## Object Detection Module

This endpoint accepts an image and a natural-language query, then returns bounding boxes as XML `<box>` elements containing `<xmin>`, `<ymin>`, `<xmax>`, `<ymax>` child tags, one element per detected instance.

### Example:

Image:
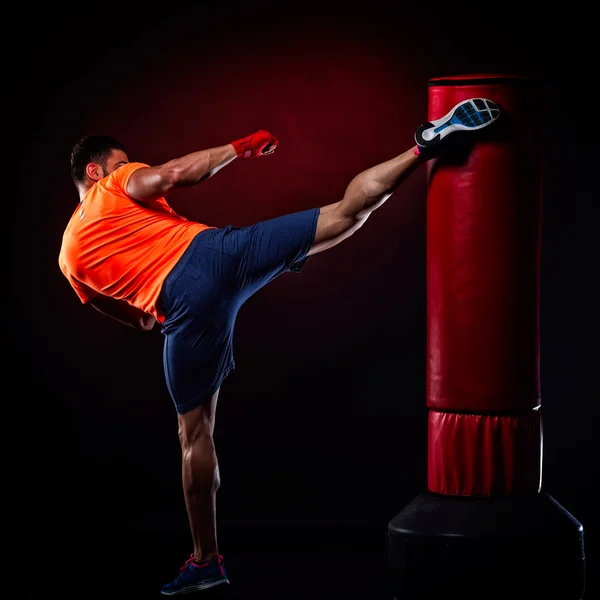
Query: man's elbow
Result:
<box><xmin>157</xmin><ymin>162</ymin><xmax>185</xmax><ymax>190</ymax></box>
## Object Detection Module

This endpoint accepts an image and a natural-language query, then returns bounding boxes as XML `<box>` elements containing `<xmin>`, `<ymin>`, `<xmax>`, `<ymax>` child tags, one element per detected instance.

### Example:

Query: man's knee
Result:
<box><xmin>310</xmin><ymin>205</ymin><xmax>367</xmax><ymax>255</ymax></box>
<box><xmin>177</xmin><ymin>391</ymin><xmax>219</xmax><ymax>447</ymax></box>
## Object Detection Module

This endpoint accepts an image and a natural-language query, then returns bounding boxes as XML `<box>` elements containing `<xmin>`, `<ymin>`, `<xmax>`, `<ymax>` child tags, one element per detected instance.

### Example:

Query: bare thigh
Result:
<box><xmin>307</xmin><ymin>202</ymin><xmax>366</xmax><ymax>256</ymax></box>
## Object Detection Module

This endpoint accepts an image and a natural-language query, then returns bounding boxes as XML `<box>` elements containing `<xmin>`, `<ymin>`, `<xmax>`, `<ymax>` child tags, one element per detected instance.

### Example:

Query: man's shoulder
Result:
<box><xmin>105</xmin><ymin>162</ymin><xmax>150</xmax><ymax>190</ymax></box>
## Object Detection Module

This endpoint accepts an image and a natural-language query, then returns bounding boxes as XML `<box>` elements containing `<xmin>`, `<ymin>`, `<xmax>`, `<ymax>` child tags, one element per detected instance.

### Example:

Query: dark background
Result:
<box><xmin>10</xmin><ymin>3</ymin><xmax>597</xmax><ymax>599</ymax></box>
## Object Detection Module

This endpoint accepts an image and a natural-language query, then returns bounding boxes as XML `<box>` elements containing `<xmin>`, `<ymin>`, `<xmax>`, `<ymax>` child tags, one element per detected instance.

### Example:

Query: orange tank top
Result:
<box><xmin>58</xmin><ymin>162</ymin><xmax>213</xmax><ymax>322</ymax></box>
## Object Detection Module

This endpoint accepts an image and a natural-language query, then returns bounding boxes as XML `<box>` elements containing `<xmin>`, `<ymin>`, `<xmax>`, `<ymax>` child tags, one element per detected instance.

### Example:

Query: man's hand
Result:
<box><xmin>231</xmin><ymin>130</ymin><xmax>278</xmax><ymax>159</ymax></box>
<box><xmin>89</xmin><ymin>295</ymin><xmax>156</xmax><ymax>331</ymax></box>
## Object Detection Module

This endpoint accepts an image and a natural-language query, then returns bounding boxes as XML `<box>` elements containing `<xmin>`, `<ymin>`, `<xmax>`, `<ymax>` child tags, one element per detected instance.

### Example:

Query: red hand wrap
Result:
<box><xmin>231</xmin><ymin>130</ymin><xmax>278</xmax><ymax>158</ymax></box>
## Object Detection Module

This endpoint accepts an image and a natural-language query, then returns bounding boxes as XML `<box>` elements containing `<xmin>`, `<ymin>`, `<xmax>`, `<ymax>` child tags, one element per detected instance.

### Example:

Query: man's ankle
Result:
<box><xmin>193</xmin><ymin>552</ymin><xmax>218</xmax><ymax>565</ymax></box>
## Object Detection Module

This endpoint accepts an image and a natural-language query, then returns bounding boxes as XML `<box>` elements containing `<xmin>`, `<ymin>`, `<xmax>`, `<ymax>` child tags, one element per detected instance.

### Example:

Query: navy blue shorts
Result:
<box><xmin>158</xmin><ymin>207</ymin><xmax>320</xmax><ymax>414</ymax></box>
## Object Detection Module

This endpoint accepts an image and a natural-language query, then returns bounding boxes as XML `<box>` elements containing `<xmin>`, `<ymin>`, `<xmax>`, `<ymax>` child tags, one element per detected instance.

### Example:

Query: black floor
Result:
<box><xmin>23</xmin><ymin>522</ymin><xmax>597</xmax><ymax>600</ymax></box>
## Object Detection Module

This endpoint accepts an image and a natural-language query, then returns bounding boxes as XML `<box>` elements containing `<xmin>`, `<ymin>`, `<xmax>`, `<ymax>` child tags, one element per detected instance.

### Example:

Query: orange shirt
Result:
<box><xmin>59</xmin><ymin>162</ymin><xmax>213</xmax><ymax>322</ymax></box>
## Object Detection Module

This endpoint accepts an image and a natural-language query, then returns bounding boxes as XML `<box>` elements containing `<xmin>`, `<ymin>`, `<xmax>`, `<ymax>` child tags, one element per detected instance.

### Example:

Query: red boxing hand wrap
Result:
<box><xmin>231</xmin><ymin>130</ymin><xmax>278</xmax><ymax>158</ymax></box>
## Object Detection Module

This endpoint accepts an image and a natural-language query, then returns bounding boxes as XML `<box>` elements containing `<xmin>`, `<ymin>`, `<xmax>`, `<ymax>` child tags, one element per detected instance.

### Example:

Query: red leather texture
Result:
<box><xmin>425</xmin><ymin>75</ymin><xmax>546</xmax><ymax>496</ymax></box>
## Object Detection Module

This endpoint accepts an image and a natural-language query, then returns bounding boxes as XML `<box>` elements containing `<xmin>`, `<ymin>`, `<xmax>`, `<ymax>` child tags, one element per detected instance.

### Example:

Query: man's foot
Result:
<box><xmin>414</xmin><ymin>98</ymin><xmax>501</xmax><ymax>154</ymax></box>
<box><xmin>161</xmin><ymin>554</ymin><xmax>230</xmax><ymax>596</ymax></box>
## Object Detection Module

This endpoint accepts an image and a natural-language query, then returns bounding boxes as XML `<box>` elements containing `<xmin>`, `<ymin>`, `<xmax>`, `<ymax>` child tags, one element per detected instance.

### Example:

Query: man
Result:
<box><xmin>59</xmin><ymin>97</ymin><xmax>500</xmax><ymax>595</ymax></box>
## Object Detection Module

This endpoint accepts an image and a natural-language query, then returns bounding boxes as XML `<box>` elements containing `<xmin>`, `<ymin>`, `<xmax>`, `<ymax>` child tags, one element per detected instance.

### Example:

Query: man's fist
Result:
<box><xmin>231</xmin><ymin>130</ymin><xmax>278</xmax><ymax>159</ymax></box>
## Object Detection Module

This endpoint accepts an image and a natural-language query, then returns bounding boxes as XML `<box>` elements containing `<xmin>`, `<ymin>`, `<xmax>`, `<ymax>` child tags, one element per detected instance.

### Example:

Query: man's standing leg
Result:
<box><xmin>178</xmin><ymin>389</ymin><xmax>221</xmax><ymax>563</ymax></box>
<box><xmin>161</xmin><ymin>388</ymin><xmax>230</xmax><ymax>595</ymax></box>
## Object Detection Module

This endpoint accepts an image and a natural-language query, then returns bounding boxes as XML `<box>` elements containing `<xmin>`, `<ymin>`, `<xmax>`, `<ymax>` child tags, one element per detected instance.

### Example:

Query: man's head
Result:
<box><xmin>70</xmin><ymin>134</ymin><xmax>129</xmax><ymax>193</ymax></box>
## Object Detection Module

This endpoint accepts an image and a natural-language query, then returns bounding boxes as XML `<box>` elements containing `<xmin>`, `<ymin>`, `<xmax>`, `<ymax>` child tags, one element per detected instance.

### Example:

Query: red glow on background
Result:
<box><xmin>56</xmin><ymin>21</ymin><xmax>431</xmax><ymax>361</ymax></box>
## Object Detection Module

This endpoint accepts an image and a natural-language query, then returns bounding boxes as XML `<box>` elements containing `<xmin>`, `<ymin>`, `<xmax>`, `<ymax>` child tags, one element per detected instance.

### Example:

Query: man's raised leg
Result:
<box><xmin>308</xmin><ymin>147</ymin><xmax>423</xmax><ymax>256</ymax></box>
<box><xmin>309</xmin><ymin>97</ymin><xmax>501</xmax><ymax>256</ymax></box>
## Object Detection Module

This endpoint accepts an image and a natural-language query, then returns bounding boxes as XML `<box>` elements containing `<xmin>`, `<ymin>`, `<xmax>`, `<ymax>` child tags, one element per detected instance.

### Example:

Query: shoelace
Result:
<box><xmin>179</xmin><ymin>554</ymin><xmax>196</xmax><ymax>573</ymax></box>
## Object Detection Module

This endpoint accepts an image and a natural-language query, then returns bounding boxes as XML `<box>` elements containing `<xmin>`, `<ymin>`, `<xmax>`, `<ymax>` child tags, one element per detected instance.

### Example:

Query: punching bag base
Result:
<box><xmin>386</xmin><ymin>491</ymin><xmax>585</xmax><ymax>600</ymax></box>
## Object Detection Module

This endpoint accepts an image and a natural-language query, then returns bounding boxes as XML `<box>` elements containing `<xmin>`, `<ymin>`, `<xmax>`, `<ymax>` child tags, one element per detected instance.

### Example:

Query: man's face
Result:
<box><xmin>86</xmin><ymin>149</ymin><xmax>129</xmax><ymax>183</ymax></box>
<box><xmin>103</xmin><ymin>149</ymin><xmax>129</xmax><ymax>177</ymax></box>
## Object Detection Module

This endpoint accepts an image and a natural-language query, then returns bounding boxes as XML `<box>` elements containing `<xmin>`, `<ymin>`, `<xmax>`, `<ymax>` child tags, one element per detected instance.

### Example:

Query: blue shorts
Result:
<box><xmin>158</xmin><ymin>207</ymin><xmax>320</xmax><ymax>414</ymax></box>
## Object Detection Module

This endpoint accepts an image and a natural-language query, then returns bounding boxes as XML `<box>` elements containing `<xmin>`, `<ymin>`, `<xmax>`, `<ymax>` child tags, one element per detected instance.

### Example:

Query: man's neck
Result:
<box><xmin>77</xmin><ymin>184</ymin><xmax>91</xmax><ymax>201</ymax></box>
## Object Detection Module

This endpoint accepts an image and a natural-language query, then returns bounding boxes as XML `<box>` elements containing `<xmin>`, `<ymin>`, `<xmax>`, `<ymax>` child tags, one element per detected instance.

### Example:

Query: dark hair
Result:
<box><xmin>70</xmin><ymin>134</ymin><xmax>127</xmax><ymax>185</ymax></box>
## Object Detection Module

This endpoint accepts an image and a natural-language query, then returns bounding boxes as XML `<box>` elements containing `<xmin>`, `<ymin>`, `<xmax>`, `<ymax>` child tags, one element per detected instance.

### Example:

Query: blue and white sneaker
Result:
<box><xmin>161</xmin><ymin>553</ymin><xmax>230</xmax><ymax>595</ymax></box>
<box><xmin>414</xmin><ymin>98</ymin><xmax>500</xmax><ymax>152</ymax></box>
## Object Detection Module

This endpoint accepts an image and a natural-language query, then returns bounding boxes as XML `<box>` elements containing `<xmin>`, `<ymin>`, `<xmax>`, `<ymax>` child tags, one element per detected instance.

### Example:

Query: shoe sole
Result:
<box><xmin>414</xmin><ymin>98</ymin><xmax>500</xmax><ymax>148</ymax></box>
<box><xmin>160</xmin><ymin>576</ymin><xmax>230</xmax><ymax>595</ymax></box>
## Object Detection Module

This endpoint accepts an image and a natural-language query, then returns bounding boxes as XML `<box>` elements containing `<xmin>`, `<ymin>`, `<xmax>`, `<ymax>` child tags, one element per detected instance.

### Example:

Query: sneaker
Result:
<box><xmin>414</xmin><ymin>98</ymin><xmax>500</xmax><ymax>153</ymax></box>
<box><xmin>160</xmin><ymin>554</ymin><xmax>230</xmax><ymax>596</ymax></box>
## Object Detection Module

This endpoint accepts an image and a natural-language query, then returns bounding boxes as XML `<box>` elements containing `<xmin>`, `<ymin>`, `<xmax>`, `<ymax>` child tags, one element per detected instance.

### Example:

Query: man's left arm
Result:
<box><xmin>89</xmin><ymin>295</ymin><xmax>156</xmax><ymax>331</ymax></box>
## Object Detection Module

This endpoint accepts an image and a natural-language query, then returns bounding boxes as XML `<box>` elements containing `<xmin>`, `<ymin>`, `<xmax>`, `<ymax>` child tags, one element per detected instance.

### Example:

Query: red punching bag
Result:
<box><xmin>386</xmin><ymin>74</ymin><xmax>585</xmax><ymax>600</ymax></box>
<box><xmin>426</xmin><ymin>74</ymin><xmax>543</xmax><ymax>496</ymax></box>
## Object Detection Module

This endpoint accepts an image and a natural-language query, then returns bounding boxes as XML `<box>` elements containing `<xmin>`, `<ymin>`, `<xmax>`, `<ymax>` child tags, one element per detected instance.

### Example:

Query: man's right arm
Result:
<box><xmin>126</xmin><ymin>130</ymin><xmax>278</xmax><ymax>203</ymax></box>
